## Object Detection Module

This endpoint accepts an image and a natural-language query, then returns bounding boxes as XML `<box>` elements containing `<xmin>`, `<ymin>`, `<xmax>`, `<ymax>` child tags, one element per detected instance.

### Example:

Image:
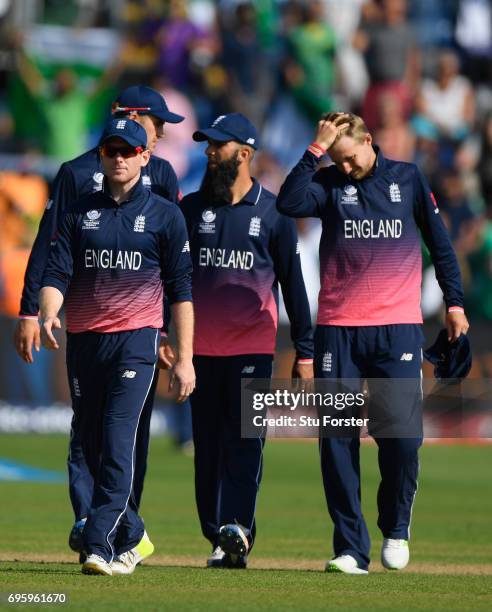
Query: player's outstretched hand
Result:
<box><xmin>170</xmin><ymin>359</ymin><xmax>196</xmax><ymax>402</ymax></box>
<box><xmin>157</xmin><ymin>337</ymin><xmax>175</xmax><ymax>370</ymax></box>
<box><xmin>313</xmin><ymin>113</ymin><xmax>351</xmax><ymax>151</ymax></box>
<box><xmin>446</xmin><ymin>311</ymin><xmax>470</xmax><ymax>342</ymax></box>
<box><xmin>40</xmin><ymin>317</ymin><xmax>61</xmax><ymax>350</ymax></box>
<box><xmin>14</xmin><ymin>318</ymin><xmax>41</xmax><ymax>363</ymax></box>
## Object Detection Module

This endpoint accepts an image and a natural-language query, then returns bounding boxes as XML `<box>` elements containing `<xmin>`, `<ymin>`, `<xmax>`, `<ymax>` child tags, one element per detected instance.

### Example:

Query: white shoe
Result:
<box><xmin>381</xmin><ymin>538</ymin><xmax>409</xmax><ymax>570</ymax></box>
<box><xmin>325</xmin><ymin>554</ymin><xmax>368</xmax><ymax>575</ymax></box>
<box><xmin>82</xmin><ymin>554</ymin><xmax>112</xmax><ymax>576</ymax></box>
<box><xmin>110</xmin><ymin>531</ymin><xmax>154</xmax><ymax>575</ymax></box>
<box><xmin>207</xmin><ymin>546</ymin><xmax>226</xmax><ymax>568</ymax></box>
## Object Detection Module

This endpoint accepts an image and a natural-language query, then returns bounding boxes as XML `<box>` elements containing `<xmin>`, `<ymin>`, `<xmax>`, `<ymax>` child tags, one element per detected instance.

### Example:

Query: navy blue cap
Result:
<box><xmin>113</xmin><ymin>85</ymin><xmax>184</xmax><ymax>124</ymax></box>
<box><xmin>99</xmin><ymin>118</ymin><xmax>148</xmax><ymax>149</ymax></box>
<box><xmin>193</xmin><ymin>113</ymin><xmax>259</xmax><ymax>149</ymax></box>
<box><xmin>423</xmin><ymin>329</ymin><xmax>472</xmax><ymax>380</ymax></box>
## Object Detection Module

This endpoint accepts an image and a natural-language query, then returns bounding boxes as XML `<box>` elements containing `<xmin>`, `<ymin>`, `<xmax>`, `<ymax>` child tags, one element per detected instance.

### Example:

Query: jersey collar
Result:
<box><xmin>241</xmin><ymin>178</ymin><xmax>262</xmax><ymax>205</ymax></box>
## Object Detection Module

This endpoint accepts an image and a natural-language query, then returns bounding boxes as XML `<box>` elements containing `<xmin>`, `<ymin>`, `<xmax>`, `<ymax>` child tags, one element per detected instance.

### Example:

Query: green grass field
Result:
<box><xmin>1</xmin><ymin>435</ymin><xmax>491</xmax><ymax>611</ymax></box>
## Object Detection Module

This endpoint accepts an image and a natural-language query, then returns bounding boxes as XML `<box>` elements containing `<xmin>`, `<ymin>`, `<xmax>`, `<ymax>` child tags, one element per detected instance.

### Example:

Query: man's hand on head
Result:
<box><xmin>313</xmin><ymin>113</ymin><xmax>351</xmax><ymax>152</ymax></box>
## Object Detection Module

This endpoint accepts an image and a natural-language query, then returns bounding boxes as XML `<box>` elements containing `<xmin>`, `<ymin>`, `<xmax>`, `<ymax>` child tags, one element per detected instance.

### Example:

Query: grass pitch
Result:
<box><xmin>0</xmin><ymin>434</ymin><xmax>491</xmax><ymax>611</ymax></box>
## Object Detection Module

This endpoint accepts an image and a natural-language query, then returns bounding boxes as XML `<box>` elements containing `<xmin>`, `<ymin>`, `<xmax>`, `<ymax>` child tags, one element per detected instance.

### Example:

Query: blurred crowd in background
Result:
<box><xmin>0</xmin><ymin>0</ymin><xmax>491</xmax><ymax>408</ymax></box>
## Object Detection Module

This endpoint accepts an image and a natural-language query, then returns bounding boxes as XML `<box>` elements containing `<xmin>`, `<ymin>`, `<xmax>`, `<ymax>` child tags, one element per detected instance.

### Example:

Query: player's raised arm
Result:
<box><xmin>276</xmin><ymin>114</ymin><xmax>350</xmax><ymax>218</ymax></box>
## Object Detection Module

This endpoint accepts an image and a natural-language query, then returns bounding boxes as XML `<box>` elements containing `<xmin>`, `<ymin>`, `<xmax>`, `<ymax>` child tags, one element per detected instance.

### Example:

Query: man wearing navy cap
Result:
<box><xmin>13</xmin><ymin>85</ymin><xmax>185</xmax><ymax>562</ymax></box>
<box><xmin>180</xmin><ymin>113</ymin><xmax>314</xmax><ymax>568</ymax></box>
<box><xmin>40</xmin><ymin>118</ymin><xmax>194</xmax><ymax>576</ymax></box>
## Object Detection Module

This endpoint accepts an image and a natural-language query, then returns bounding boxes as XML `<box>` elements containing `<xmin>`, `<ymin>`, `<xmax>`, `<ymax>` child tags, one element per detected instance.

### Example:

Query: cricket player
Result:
<box><xmin>180</xmin><ymin>113</ymin><xmax>314</xmax><ymax>568</ymax></box>
<box><xmin>14</xmin><ymin>85</ymin><xmax>184</xmax><ymax>561</ymax></box>
<box><xmin>276</xmin><ymin>112</ymin><xmax>469</xmax><ymax>573</ymax></box>
<box><xmin>40</xmin><ymin>118</ymin><xmax>194</xmax><ymax>576</ymax></box>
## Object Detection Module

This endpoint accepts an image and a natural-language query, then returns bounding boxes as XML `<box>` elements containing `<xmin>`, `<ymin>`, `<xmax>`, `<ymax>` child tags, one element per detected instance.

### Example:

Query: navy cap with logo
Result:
<box><xmin>112</xmin><ymin>85</ymin><xmax>185</xmax><ymax>124</ymax></box>
<box><xmin>99</xmin><ymin>118</ymin><xmax>148</xmax><ymax>149</ymax></box>
<box><xmin>193</xmin><ymin>113</ymin><xmax>259</xmax><ymax>149</ymax></box>
<box><xmin>423</xmin><ymin>329</ymin><xmax>472</xmax><ymax>381</ymax></box>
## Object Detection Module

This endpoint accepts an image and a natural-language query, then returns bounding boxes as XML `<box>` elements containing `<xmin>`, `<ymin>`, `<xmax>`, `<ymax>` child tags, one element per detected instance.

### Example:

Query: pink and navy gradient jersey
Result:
<box><xmin>180</xmin><ymin>180</ymin><xmax>313</xmax><ymax>357</ymax></box>
<box><xmin>42</xmin><ymin>180</ymin><xmax>192</xmax><ymax>334</ymax></box>
<box><xmin>21</xmin><ymin>147</ymin><xmax>179</xmax><ymax>318</ymax></box>
<box><xmin>277</xmin><ymin>147</ymin><xmax>464</xmax><ymax>326</ymax></box>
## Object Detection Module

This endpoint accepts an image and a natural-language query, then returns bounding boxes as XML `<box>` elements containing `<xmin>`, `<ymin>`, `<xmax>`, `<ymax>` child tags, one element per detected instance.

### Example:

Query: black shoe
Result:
<box><xmin>68</xmin><ymin>519</ymin><xmax>86</xmax><ymax>553</ymax></box>
<box><xmin>218</xmin><ymin>524</ymin><xmax>250</xmax><ymax>557</ymax></box>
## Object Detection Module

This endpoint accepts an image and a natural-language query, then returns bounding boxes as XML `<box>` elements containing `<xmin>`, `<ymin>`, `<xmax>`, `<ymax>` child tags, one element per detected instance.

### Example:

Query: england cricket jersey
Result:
<box><xmin>42</xmin><ymin>180</ymin><xmax>191</xmax><ymax>333</ymax></box>
<box><xmin>180</xmin><ymin>180</ymin><xmax>313</xmax><ymax>357</ymax></box>
<box><xmin>277</xmin><ymin>147</ymin><xmax>464</xmax><ymax>326</ymax></box>
<box><xmin>21</xmin><ymin>147</ymin><xmax>180</xmax><ymax>317</ymax></box>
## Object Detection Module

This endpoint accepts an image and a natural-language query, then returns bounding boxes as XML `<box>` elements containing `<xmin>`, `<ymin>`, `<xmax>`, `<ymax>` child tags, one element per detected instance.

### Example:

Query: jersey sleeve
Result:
<box><xmin>413</xmin><ymin>167</ymin><xmax>464</xmax><ymax>309</ymax></box>
<box><xmin>276</xmin><ymin>150</ymin><xmax>331</xmax><ymax>218</ymax></box>
<box><xmin>20</xmin><ymin>163</ymin><xmax>77</xmax><ymax>316</ymax></box>
<box><xmin>271</xmin><ymin>213</ymin><xmax>314</xmax><ymax>359</ymax></box>
<box><xmin>41</xmin><ymin>212</ymin><xmax>76</xmax><ymax>296</ymax></box>
<box><xmin>160</xmin><ymin>207</ymin><xmax>193</xmax><ymax>304</ymax></box>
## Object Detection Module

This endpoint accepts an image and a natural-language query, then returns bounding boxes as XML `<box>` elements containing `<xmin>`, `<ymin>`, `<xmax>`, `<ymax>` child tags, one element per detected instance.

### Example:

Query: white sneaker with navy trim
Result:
<box><xmin>110</xmin><ymin>531</ymin><xmax>154</xmax><ymax>575</ymax></box>
<box><xmin>325</xmin><ymin>554</ymin><xmax>368</xmax><ymax>575</ymax></box>
<box><xmin>381</xmin><ymin>538</ymin><xmax>409</xmax><ymax>570</ymax></box>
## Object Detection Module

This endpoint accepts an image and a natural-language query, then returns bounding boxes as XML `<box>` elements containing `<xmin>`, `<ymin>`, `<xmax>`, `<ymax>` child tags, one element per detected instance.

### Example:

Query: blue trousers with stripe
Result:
<box><xmin>191</xmin><ymin>355</ymin><xmax>273</xmax><ymax>551</ymax></box>
<box><xmin>66</xmin><ymin>327</ymin><xmax>159</xmax><ymax>562</ymax></box>
<box><xmin>315</xmin><ymin>324</ymin><xmax>423</xmax><ymax>570</ymax></box>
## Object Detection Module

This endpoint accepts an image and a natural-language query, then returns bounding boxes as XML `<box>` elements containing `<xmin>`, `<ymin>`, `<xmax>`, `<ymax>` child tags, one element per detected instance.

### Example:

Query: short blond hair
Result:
<box><xmin>322</xmin><ymin>112</ymin><xmax>370</xmax><ymax>144</ymax></box>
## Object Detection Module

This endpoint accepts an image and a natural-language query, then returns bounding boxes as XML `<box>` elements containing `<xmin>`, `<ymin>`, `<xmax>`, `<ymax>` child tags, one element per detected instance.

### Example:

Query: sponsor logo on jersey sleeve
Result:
<box><xmin>182</xmin><ymin>241</ymin><xmax>190</xmax><ymax>253</ymax></box>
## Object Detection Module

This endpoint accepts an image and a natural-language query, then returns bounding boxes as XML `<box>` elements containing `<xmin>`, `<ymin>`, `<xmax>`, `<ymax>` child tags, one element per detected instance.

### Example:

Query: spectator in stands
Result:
<box><xmin>374</xmin><ymin>91</ymin><xmax>416</xmax><ymax>162</ymax></box>
<box><xmin>477</xmin><ymin>112</ymin><xmax>492</xmax><ymax>207</ymax></box>
<box><xmin>284</xmin><ymin>0</ymin><xmax>337</xmax><ymax>123</ymax></box>
<box><xmin>414</xmin><ymin>49</ymin><xmax>475</xmax><ymax>145</ymax></box>
<box><xmin>355</xmin><ymin>0</ymin><xmax>419</xmax><ymax>130</ymax></box>
<box><xmin>14</xmin><ymin>36</ymin><xmax>120</xmax><ymax>161</ymax></box>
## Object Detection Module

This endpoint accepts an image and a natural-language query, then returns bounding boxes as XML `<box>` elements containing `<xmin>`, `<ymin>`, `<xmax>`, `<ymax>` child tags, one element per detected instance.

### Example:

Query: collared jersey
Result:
<box><xmin>21</xmin><ymin>147</ymin><xmax>179</xmax><ymax>316</ymax></box>
<box><xmin>180</xmin><ymin>180</ymin><xmax>313</xmax><ymax>357</ymax></box>
<box><xmin>277</xmin><ymin>147</ymin><xmax>464</xmax><ymax>326</ymax></box>
<box><xmin>42</xmin><ymin>181</ymin><xmax>191</xmax><ymax>334</ymax></box>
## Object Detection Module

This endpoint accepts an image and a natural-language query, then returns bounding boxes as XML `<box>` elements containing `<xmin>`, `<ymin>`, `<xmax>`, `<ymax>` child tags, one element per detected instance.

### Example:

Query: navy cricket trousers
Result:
<box><xmin>66</xmin><ymin>327</ymin><xmax>159</xmax><ymax>562</ymax></box>
<box><xmin>191</xmin><ymin>354</ymin><xmax>273</xmax><ymax>551</ymax></box>
<box><xmin>315</xmin><ymin>324</ymin><xmax>423</xmax><ymax>570</ymax></box>
<box><xmin>67</xmin><ymin>371</ymin><xmax>158</xmax><ymax>521</ymax></box>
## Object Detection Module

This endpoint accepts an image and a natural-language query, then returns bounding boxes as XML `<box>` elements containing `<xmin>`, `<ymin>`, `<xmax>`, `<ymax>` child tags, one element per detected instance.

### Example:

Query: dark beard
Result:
<box><xmin>200</xmin><ymin>152</ymin><xmax>240</xmax><ymax>205</ymax></box>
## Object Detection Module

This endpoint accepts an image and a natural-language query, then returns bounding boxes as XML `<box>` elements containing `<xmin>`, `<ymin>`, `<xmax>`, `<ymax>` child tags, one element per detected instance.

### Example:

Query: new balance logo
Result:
<box><xmin>400</xmin><ymin>353</ymin><xmax>413</xmax><ymax>361</ymax></box>
<box><xmin>122</xmin><ymin>370</ymin><xmax>137</xmax><ymax>378</ymax></box>
<box><xmin>182</xmin><ymin>241</ymin><xmax>190</xmax><ymax>253</ymax></box>
<box><xmin>296</xmin><ymin>242</ymin><xmax>301</xmax><ymax>254</ymax></box>
<box><xmin>389</xmin><ymin>183</ymin><xmax>402</xmax><ymax>203</ymax></box>
<box><xmin>73</xmin><ymin>378</ymin><xmax>81</xmax><ymax>397</ymax></box>
<box><xmin>241</xmin><ymin>366</ymin><xmax>255</xmax><ymax>374</ymax></box>
<box><xmin>142</xmin><ymin>175</ymin><xmax>151</xmax><ymax>188</ymax></box>
<box><xmin>249</xmin><ymin>216</ymin><xmax>261</xmax><ymax>237</ymax></box>
<box><xmin>116</xmin><ymin>120</ymin><xmax>127</xmax><ymax>130</ymax></box>
<box><xmin>134</xmin><ymin>215</ymin><xmax>145</xmax><ymax>232</ymax></box>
